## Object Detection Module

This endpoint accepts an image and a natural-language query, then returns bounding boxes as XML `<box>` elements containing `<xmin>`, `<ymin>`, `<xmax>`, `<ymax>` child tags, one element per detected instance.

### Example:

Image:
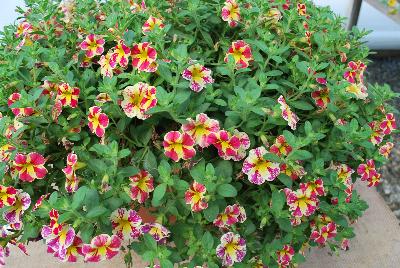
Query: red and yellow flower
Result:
<box><xmin>231</xmin><ymin>130</ymin><xmax>251</xmax><ymax>161</ymax></box>
<box><xmin>368</xmin><ymin>121</ymin><xmax>384</xmax><ymax>145</ymax></box>
<box><xmin>57</xmin><ymin>83</ymin><xmax>80</xmax><ymax>108</ymax></box>
<box><xmin>181</xmin><ymin>113</ymin><xmax>220</xmax><ymax>148</ymax></box>
<box><xmin>366</xmin><ymin>172</ymin><xmax>381</xmax><ymax>187</ymax></box>
<box><xmin>110</xmin><ymin>40</ymin><xmax>131</xmax><ymax>68</ymax></box>
<box><xmin>346</xmin><ymin>83</ymin><xmax>368</xmax><ymax>100</ymax></box>
<box><xmin>182</xmin><ymin>63</ymin><xmax>214</xmax><ymax>92</ymax></box>
<box><xmin>267</xmin><ymin>8</ymin><xmax>283</xmax><ymax>23</ymax></box>
<box><xmin>379</xmin><ymin>142</ymin><xmax>394</xmax><ymax>158</ymax></box>
<box><xmin>242</xmin><ymin>146</ymin><xmax>280</xmax><ymax>185</ymax></box>
<box><xmin>280</xmin><ymin>163</ymin><xmax>306</xmax><ymax>181</ymax></box>
<box><xmin>284</xmin><ymin>187</ymin><xmax>318</xmax><ymax>217</ymax></box>
<box><xmin>270</xmin><ymin>135</ymin><xmax>292</xmax><ymax>156</ymax></box>
<box><xmin>87</xmin><ymin>106</ymin><xmax>109</xmax><ymax>138</ymax></box>
<box><xmin>32</xmin><ymin>193</ymin><xmax>50</xmax><ymax>212</ymax></box>
<box><xmin>141</xmin><ymin>223</ymin><xmax>170</xmax><ymax>244</ymax></box>
<box><xmin>216</xmin><ymin>232</ymin><xmax>246</xmax><ymax>267</ymax></box>
<box><xmin>357</xmin><ymin>159</ymin><xmax>377</xmax><ymax>181</ymax></box>
<box><xmin>207</xmin><ymin>130</ymin><xmax>240</xmax><ymax>160</ymax></box>
<box><xmin>80</xmin><ymin>34</ymin><xmax>105</xmax><ymax>58</ymax></box>
<box><xmin>343</xmin><ymin>61</ymin><xmax>366</xmax><ymax>84</ymax></box>
<box><xmin>13</xmin><ymin>152</ymin><xmax>47</xmax><ymax>182</ymax></box>
<box><xmin>213</xmin><ymin>204</ymin><xmax>246</xmax><ymax>228</ymax></box>
<box><xmin>98</xmin><ymin>53</ymin><xmax>117</xmax><ymax>78</ymax></box>
<box><xmin>0</xmin><ymin>185</ymin><xmax>17</xmax><ymax>208</ymax></box>
<box><xmin>110</xmin><ymin>208</ymin><xmax>142</xmax><ymax>240</ymax></box>
<box><xmin>221</xmin><ymin>0</ymin><xmax>241</xmax><ymax>27</ymax></box>
<box><xmin>121</xmin><ymin>82</ymin><xmax>157</xmax><ymax>120</ymax></box>
<box><xmin>311</xmin><ymin>88</ymin><xmax>330</xmax><ymax>109</ymax></box>
<box><xmin>129</xmin><ymin>170</ymin><xmax>154</xmax><ymax>203</ymax></box>
<box><xmin>42</xmin><ymin>80</ymin><xmax>59</xmax><ymax>97</ymax></box>
<box><xmin>297</xmin><ymin>3</ymin><xmax>307</xmax><ymax>16</ymax></box>
<box><xmin>163</xmin><ymin>131</ymin><xmax>196</xmax><ymax>162</ymax></box>
<box><xmin>0</xmin><ymin>144</ymin><xmax>16</xmax><ymax>164</ymax></box>
<box><xmin>310</xmin><ymin>216</ymin><xmax>337</xmax><ymax>245</ymax></box>
<box><xmin>3</xmin><ymin>190</ymin><xmax>31</xmax><ymax>224</ymax></box>
<box><xmin>15</xmin><ymin>21</ymin><xmax>33</xmax><ymax>38</ymax></box>
<box><xmin>334</xmin><ymin>163</ymin><xmax>354</xmax><ymax>186</ymax></box>
<box><xmin>276</xmin><ymin>245</ymin><xmax>294</xmax><ymax>268</ymax></box>
<box><xmin>8</xmin><ymin>93</ymin><xmax>34</xmax><ymax>117</ymax></box>
<box><xmin>278</xmin><ymin>95</ymin><xmax>299</xmax><ymax>130</ymax></box>
<box><xmin>82</xmin><ymin>234</ymin><xmax>121</xmax><ymax>262</ymax></box>
<box><xmin>142</xmin><ymin>16</ymin><xmax>165</xmax><ymax>34</ymax></box>
<box><xmin>380</xmin><ymin>113</ymin><xmax>396</xmax><ymax>135</ymax></box>
<box><xmin>184</xmin><ymin>181</ymin><xmax>208</xmax><ymax>212</ymax></box>
<box><xmin>62</xmin><ymin>153</ymin><xmax>79</xmax><ymax>193</ymax></box>
<box><xmin>225</xmin><ymin>40</ymin><xmax>253</xmax><ymax>69</ymax></box>
<box><xmin>131</xmin><ymin>42</ymin><xmax>157</xmax><ymax>72</ymax></box>
<box><xmin>300</xmin><ymin>179</ymin><xmax>325</xmax><ymax>198</ymax></box>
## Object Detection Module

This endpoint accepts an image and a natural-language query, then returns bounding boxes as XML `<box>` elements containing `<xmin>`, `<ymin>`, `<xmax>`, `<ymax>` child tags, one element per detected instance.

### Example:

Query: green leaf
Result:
<box><xmin>158</xmin><ymin>160</ymin><xmax>171</xmax><ymax>179</ymax></box>
<box><xmin>283</xmin><ymin>130</ymin><xmax>296</xmax><ymax>146</ymax></box>
<box><xmin>90</xmin><ymin>144</ymin><xmax>109</xmax><ymax>155</ymax></box>
<box><xmin>277</xmin><ymin>217</ymin><xmax>293</xmax><ymax>232</ymax></box>
<box><xmin>86</xmin><ymin>205</ymin><xmax>107</xmax><ymax>218</ymax></box>
<box><xmin>263</xmin><ymin>153</ymin><xmax>281</xmax><ymax>163</ymax></box>
<box><xmin>143</xmin><ymin>150</ymin><xmax>157</xmax><ymax>171</ymax></box>
<box><xmin>217</xmin><ymin>184</ymin><xmax>237</xmax><ymax>197</ymax></box>
<box><xmin>215</xmin><ymin>160</ymin><xmax>233</xmax><ymax>180</ymax></box>
<box><xmin>288</xmin><ymin>150</ymin><xmax>313</xmax><ymax>160</ymax></box>
<box><xmin>201</xmin><ymin>231</ymin><xmax>214</xmax><ymax>250</ymax></box>
<box><xmin>48</xmin><ymin>191</ymin><xmax>58</xmax><ymax>205</ymax></box>
<box><xmin>72</xmin><ymin>186</ymin><xmax>89</xmax><ymax>209</ymax></box>
<box><xmin>118</xmin><ymin>166</ymin><xmax>139</xmax><ymax>177</ymax></box>
<box><xmin>290</xmin><ymin>100</ymin><xmax>314</xmax><ymax>110</ymax></box>
<box><xmin>271</xmin><ymin>191</ymin><xmax>286</xmax><ymax>214</ymax></box>
<box><xmin>152</xmin><ymin>183</ymin><xmax>167</xmax><ymax>206</ymax></box>
<box><xmin>277</xmin><ymin>174</ymin><xmax>292</xmax><ymax>188</ymax></box>
<box><xmin>159</xmin><ymin>259</ymin><xmax>174</xmax><ymax>268</ymax></box>
<box><xmin>143</xmin><ymin>233</ymin><xmax>157</xmax><ymax>251</ymax></box>
<box><xmin>266</xmin><ymin>70</ymin><xmax>283</xmax><ymax>77</ymax></box>
<box><xmin>203</xmin><ymin>202</ymin><xmax>219</xmax><ymax>222</ymax></box>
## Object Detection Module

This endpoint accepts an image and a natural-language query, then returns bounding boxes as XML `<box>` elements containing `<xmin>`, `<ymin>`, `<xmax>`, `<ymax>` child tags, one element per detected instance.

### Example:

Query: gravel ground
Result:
<box><xmin>367</xmin><ymin>56</ymin><xmax>400</xmax><ymax>219</ymax></box>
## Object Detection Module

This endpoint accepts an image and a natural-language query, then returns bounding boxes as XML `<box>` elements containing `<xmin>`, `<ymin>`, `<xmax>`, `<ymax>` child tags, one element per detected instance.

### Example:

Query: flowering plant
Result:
<box><xmin>0</xmin><ymin>0</ymin><xmax>398</xmax><ymax>267</ymax></box>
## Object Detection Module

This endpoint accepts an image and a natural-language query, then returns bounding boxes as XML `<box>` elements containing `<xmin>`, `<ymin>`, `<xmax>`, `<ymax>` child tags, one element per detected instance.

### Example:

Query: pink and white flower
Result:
<box><xmin>379</xmin><ymin>142</ymin><xmax>394</xmax><ymax>158</ymax></box>
<box><xmin>216</xmin><ymin>232</ymin><xmax>246</xmax><ymax>267</ymax></box>
<box><xmin>380</xmin><ymin>113</ymin><xmax>396</xmax><ymax>135</ymax></box>
<box><xmin>357</xmin><ymin>159</ymin><xmax>377</xmax><ymax>181</ymax></box>
<box><xmin>221</xmin><ymin>0</ymin><xmax>241</xmax><ymax>27</ymax></box>
<box><xmin>121</xmin><ymin>83</ymin><xmax>157</xmax><ymax>120</ymax></box>
<box><xmin>182</xmin><ymin>64</ymin><xmax>214</xmax><ymax>92</ymax></box>
<box><xmin>82</xmin><ymin>234</ymin><xmax>121</xmax><ymax>262</ymax></box>
<box><xmin>181</xmin><ymin>113</ymin><xmax>220</xmax><ymax>148</ymax></box>
<box><xmin>3</xmin><ymin>190</ymin><xmax>31</xmax><ymax>224</ymax></box>
<box><xmin>276</xmin><ymin>245</ymin><xmax>294</xmax><ymax>267</ymax></box>
<box><xmin>278</xmin><ymin>95</ymin><xmax>299</xmax><ymax>130</ymax></box>
<box><xmin>110</xmin><ymin>208</ymin><xmax>142</xmax><ymax>240</ymax></box>
<box><xmin>87</xmin><ymin>106</ymin><xmax>109</xmax><ymax>138</ymax></box>
<box><xmin>141</xmin><ymin>223</ymin><xmax>170</xmax><ymax>244</ymax></box>
<box><xmin>284</xmin><ymin>187</ymin><xmax>318</xmax><ymax>217</ymax></box>
<box><xmin>129</xmin><ymin>170</ymin><xmax>154</xmax><ymax>203</ymax></box>
<box><xmin>213</xmin><ymin>204</ymin><xmax>246</xmax><ymax>228</ymax></box>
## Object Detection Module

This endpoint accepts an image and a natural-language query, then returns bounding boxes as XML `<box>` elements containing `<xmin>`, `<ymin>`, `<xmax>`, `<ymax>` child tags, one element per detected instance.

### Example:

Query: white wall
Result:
<box><xmin>0</xmin><ymin>0</ymin><xmax>24</xmax><ymax>30</ymax></box>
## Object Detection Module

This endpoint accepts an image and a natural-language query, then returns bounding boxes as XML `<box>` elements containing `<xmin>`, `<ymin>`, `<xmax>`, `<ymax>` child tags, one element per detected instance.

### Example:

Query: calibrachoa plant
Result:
<box><xmin>0</xmin><ymin>0</ymin><xmax>398</xmax><ymax>267</ymax></box>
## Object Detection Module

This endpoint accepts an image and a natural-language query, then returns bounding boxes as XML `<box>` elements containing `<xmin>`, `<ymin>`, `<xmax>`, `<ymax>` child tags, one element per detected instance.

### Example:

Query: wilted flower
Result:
<box><xmin>57</xmin><ymin>83</ymin><xmax>80</xmax><ymax>108</ymax></box>
<box><xmin>110</xmin><ymin>208</ymin><xmax>142</xmax><ymax>240</ymax></box>
<box><xmin>110</xmin><ymin>40</ymin><xmax>131</xmax><ymax>68</ymax></box>
<box><xmin>82</xmin><ymin>234</ymin><xmax>121</xmax><ymax>262</ymax></box>
<box><xmin>141</xmin><ymin>223</ymin><xmax>170</xmax><ymax>244</ymax></box>
<box><xmin>184</xmin><ymin>181</ymin><xmax>208</xmax><ymax>212</ymax></box>
<box><xmin>181</xmin><ymin>113</ymin><xmax>220</xmax><ymax>148</ymax></box>
<box><xmin>96</xmin><ymin>93</ymin><xmax>112</xmax><ymax>104</ymax></box>
<box><xmin>216</xmin><ymin>232</ymin><xmax>246</xmax><ymax>267</ymax></box>
<box><xmin>221</xmin><ymin>0</ymin><xmax>240</xmax><ymax>27</ymax></box>
<box><xmin>311</xmin><ymin>88</ymin><xmax>330</xmax><ymax>109</ymax></box>
<box><xmin>121</xmin><ymin>82</ymin><xmax>157</xmax><ymax>120</ymax></box>
<box><xmin>225</xmin><ymin>40</ymin><xmax>253</xmax><ymax>69</ymax></box>
<box><xmin>8</xmin><ymin>93</ymin><xmax>34</xmax><ymax>117</ymax></box>
<box><xmin>182</xmin><ymin>63</ymin><xmax>214</xmax><ymax>92</ymax></box>
<box><xmin>80</xmin><ymin>34</ymin><xmax>105</xmax><ymax>58</ymax></box>
<box><xmin>242</xmin><ymin>146</ymin><xmax>280</xmax><ymax>185</ymax></box>
<box><xmin>142</xmin><ymin>16</ymin><xmax>165</xmax><ymax>34</ymax></box>
<box><xmin>129</xmin><ymin>170</ymin><xmax>154</xmax><ymax>203</ymax></box>
<box><xmin>284</xmin><ymin>187</ymin><xmax>318</xmax><ymax>217</ymax></box>
<box><xmin>270</xmin><ymin>135</ymin><xmax>292</xmax><ymax>156</ymax></box>
<box><xmin>131</xmin><ymin>42</ymin><xmax>157</xmax><ymax>72</ymax></box>
<box><xmin>42</xmin><ymin>80</ymin><xmax>59</xmax><ymax>96</ymax></box>
<box><xmin>266</xmin><ymin>8</ymin><xmax>282</xmax><ymax>23</ymax></box>
<box><xmin>276</xmin><ymin>245</ymin><xmax>294</xmax><ymax>268</ymax></box>
<box><xmin>346</xmin><ymin>83</ymin><xmax>368</xmax><ymax>100</ymax></box>
<box><xmin>278</xmin><ymin>95</ymin><xmax>299</xmax><ymax>130</ymax></box>
<box><xmin>163</xmin><ymin>131</ymin><xmax>196</xmax><ymax>162</ymax></box>
<box><xmin>13</xmin><ymin>152</ymin><xmax>47</xmax><ymax>182</ymax></box>
<box><xmin>98</xmin><ymin>53</ymin><xmax>117</xmax><ymax>78</ymax></box>
<box><xmin>0</xmin><ymin>144</ymin><xmax>16</xmax><ymax>164</ymax></box>
<box><xmin>379</xmin><ymin>142</ymin><xmax>394</xmax><ymax>158</ymax></box>
<box><xmin>3</xmin><ymin>190</ymin><xmax>31</xmax><ymax>224</ymax></box>
<box><xmin>214</xmin><ymin>204</ymin><xmax>246</xmax><ymax>228</ymax></box>
<box><xmin>87</xmin><ymin>106</ymin><xmax>109</xmax><ymax>138</ymax></box>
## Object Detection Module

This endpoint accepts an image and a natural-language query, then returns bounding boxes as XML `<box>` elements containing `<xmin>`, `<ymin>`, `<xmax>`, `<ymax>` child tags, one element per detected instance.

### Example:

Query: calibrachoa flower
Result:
<box><xmin>131</xmin><ymin>42</ymin><xmax>157</xmax><ymax>72</ymax></box>
<box><xmin>278</xmin><ymin>95</ymin><xmax>299</xmax><ymax>130</ymax></box>
<box><xmin>267</xmin><ymin>8</ymin><xmax>282</xmax><ymax>23</ymax></box>
<box><xmin>0</xmin><ymin>144</ymin><xmax>16</xmax><ymax>163</ymax></box>
<box><xmin>163</xmin><ymin>131</ymin><xmax>196</xmax><ymax>162</ymax></box>
<box><xmin>280</xmin><ymin>163</ymin><xmax>306</xmax><ymax>180</ymax></box>
<box><xmin>42</xmin><ymin>80</ymin><xmax>59</xmax><ymax>96</ymax></box>
<box><xmin>334</xmin><ymin>164</ymin><xmax>354</xmax><ymax>185</ymax></box>
<box><xmin>110</xmin><ymin>208</ymin><xmax>142</xmax><ymax>240</ymax></box>
<box><xmin>284</xmin><ymin>187</ymin><xmax>318</xmax><ymax>217</ymax></box>
<box><xmin>366</xmin><ymin>172</ymin><xmax>381</xmax><ymax>187</ymax></box>
<box><xmin>368</xmin><ymin>121</ymin><xmax>384</xmax><ymax>145</ymax></box>
<box><xmin>110</xmin><ymin>40</ymin><xmax>131</xmax><ymax>68</ymax></box>
<box><xmin>129</xmin><ymin>170</ymin><xmax>154</xmax><ymax>203</ymax></box>
<box><xmin>0</xmin><ymin>185</ymin><xmax>17</xmax><ymax>208</ymax></box>
<box><xmin>8</xmin><ymin>93</ymin><xmax>34</xmax><ymax>117</ymax></box>
<box><xmin>341</xmin><ymin>238</ymin><xmax>350</xmax><ymax>251</ymax></box>
<box><xmin>379</xmin><ymin>142</ymin><xmax>394</xmax><ymax>158</ymax></box>
<box><xmin>380</xmin><ymin>113</ymin><xmax>396</xmax><ymax>135</ymax></box>
<box><xmin>270</xmin><ymin>135</ymin><xmax>292</xmax><ymax>156</ymax></box>
<box><xmin>142</xmin><ymin>16</ymin><xmax>165</xmax><ymax>34</ymax></box>
<box><xmin>141</xmin><ymin>223</ymin><xmax>170</xmax><ymax>244</ymax></box>
<box><xmin>343</xmin><ymin>61</ymin><xmax>366</xmax><ymax>84</ymax></box>
<box><xmin>98</xmin><ymin>53</ymin><xmax>117</xmax><ymax>78</ymax></box>
<box><xmin>207</xmin><ymin>130</ymin><xmax>240</xmax><ymax>160</ymax></box>
<box><xmin>80</xmin><ymin>34</ymin><xmax>105</xmax><ymax>58</ymax></box>
<box><xmin>221</xmin><ymin>0</ymin><xmax>241</xmax><ymax>27</ymax></box>
<box><xmin>32</xmin><ymin>193</ymin><xmax>50</xmax><ymax>212</ymax></box>
<box><xmin>43</xmin><ymin>225</ymin><xmax>76</xmax><ymax>260</ymax></box>
<box><xmin>3</xmin><ymin>190</ymin><xmax>31</xmax><ymax>224</ymax></box>
<box><xmin>216</xmin><ymin>232</ymin><xmax>246</xmax><ymax>267</ymax></box>
<box><xmin>62</xmin><ymin>153</ymin><xmax>79</xmax><ymax>193</ymax></box>
<box><xmin>311</xmin><ymin>88</ymin><xmax>330</xmax><ymax>109</ymax></box>
<box><xmin>225</xmin><ymin>40</ymin><xmax>253</xmax><ymax>69</ymax></box>
<box><xmin>213</xmin><ymin>204</ymin><xmax>246</xmax><ymax>228</ymax></box>
<box><xmin>231</xmin><ymin>130</ymin><xmax>250</xmax><ymax>161</ymax></box>
<box><xmin>345</xmin><ymin>83</ymin><xmax>368</xmax><ymax>100</ymax></box>
<box><xmin>182</xmin><ymin>63</ymin><xmax>214</xmax><ymax>92</ymax></box>
<box><xmin>82</xmin><ymin>234</ymin><xmax>121</xmax><ymax>262</ymax></box>
<box><xmin>297</xmin><ymin>3</ymin><xmax>307</xmax><ymax>15</ymax></box>
<box><xmin>276</xmin><ymin>245</ymin><xmax>294</xmax><ymax>268</ymax></box>
<box><xmin>184</xmin><ymin>181</ymin><xmax>208</xmax><ymax>212</ymax></box>
<box><xmin>57</xmin><ymin>83</ymin><xmax>80</xmax><ymax>108</ymax></box>
<box><xmin>13</xmin><ymin>152</ymin><xmax>47</xmax><ymax>182</ymax></box>
<box><xmin>310</xmin><ymin>222</ymin><xmax>337</xmax><ymax>245</ymax></box>
<box><xmin>15</xmin><ymin>21</ymin><xmax>32</xmax><ymax>38</ymax></box>
<box><xmin>87</xmin><ymin>106</ymin><xmax>109</xmax><ymax>138</ymax></box>
<box><xmin>357</xmin><ymin>159</ymin><xmax>377</xmax><ymax>180</ymax></box>
<box><xmin>301</xmin><ymin>179</ymin><xmax>325</xmax><ymax>197</ymax></box>
<box><xmin>181</xmin><ymin>113</ymin><xmax>220</xmax><ymax>148</ymax></box>
<box><xmin>121</xmin><ymin>82</ymin><xmax>157</xmax><ymax>119</ymax></box>
<box><xmin>242</xmin><ymin>146</ymin><xmax>280</xmax><ymax>185</ymax></box>
<box><xmin>48</xmin><ymin>236</ymin><xmax>84</xmax><ymax>262</ymax></box>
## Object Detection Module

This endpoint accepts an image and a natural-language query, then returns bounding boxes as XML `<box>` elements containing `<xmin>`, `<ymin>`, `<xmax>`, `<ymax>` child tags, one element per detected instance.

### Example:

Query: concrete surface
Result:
<box><xmin>5</xmin><ymin>183</ymin><xmax>400</xmax><ymax>267</ymax></box>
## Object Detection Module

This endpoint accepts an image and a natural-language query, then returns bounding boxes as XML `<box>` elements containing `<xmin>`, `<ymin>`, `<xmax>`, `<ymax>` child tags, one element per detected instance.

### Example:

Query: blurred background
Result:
<box><xmin>1</xmin><ymin>0</ymin><xmax>399</xmax><ymax>218</ymax></box>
